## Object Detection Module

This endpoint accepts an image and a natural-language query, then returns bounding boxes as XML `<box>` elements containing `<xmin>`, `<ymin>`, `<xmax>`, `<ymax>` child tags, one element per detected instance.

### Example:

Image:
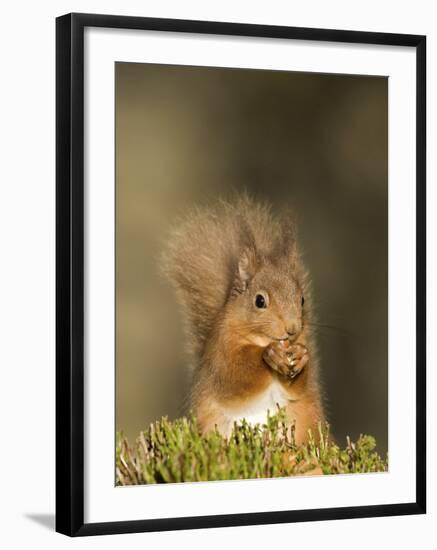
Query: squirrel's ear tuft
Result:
<box><xmin>235</xmin><ymin>247</ymin><xmax>257</xmax><ymax>292</ymax></box>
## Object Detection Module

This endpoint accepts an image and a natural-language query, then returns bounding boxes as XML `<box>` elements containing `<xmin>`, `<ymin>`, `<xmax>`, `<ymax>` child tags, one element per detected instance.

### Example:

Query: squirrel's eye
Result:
<box><xmin>255</xmin><ymin>294</ymin><xmax>267</xmax><ymax>309</ymax></box>
<box><xmin>301</xmin><ymin>295</ymin><xmax>305</xmax><ymax>307</ymax></box>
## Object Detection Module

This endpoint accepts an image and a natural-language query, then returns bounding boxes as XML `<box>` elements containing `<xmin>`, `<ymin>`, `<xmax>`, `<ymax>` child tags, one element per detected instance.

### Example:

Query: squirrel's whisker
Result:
<box><xmin>306</xmin><ymin>321</ymin><xmax>354</xmax><ymax>336</ymax></box>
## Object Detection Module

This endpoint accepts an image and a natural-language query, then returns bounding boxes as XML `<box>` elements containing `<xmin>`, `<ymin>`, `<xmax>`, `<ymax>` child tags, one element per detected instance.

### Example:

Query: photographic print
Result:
<box><xmin>115</xmin><ymin>62</ymin><xmax>389</xmax><ymax>485</ymax></box>
<box><xmin>56</xmin><ymin>14</ymin><xmax>425</xmax><ymax>535</ymax></box>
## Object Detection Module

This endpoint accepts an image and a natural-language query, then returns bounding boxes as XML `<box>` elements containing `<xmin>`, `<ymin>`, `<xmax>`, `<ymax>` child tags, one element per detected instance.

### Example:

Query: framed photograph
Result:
<box><xmin>56</xmin><ymin>12</ymin><xmax>426</xmax><ymax>536</ymax></box>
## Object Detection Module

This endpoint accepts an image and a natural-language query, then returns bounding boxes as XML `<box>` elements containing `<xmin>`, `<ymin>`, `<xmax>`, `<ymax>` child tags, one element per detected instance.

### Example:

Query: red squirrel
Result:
<box><xmin>162</xmin><ymin>195</ymin><xmax>325</xmax><ymax>444</ymax></box>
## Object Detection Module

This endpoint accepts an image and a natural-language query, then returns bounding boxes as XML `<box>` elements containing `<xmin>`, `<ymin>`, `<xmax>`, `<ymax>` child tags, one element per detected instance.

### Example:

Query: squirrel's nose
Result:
<box><xmin>286</xmin><ymin>322</ymin><xmax>300</xmax><ymax>340</ymax></box>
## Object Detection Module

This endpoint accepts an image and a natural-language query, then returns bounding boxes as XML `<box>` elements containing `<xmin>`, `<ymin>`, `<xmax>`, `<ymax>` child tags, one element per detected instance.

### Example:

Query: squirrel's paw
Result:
<box><xmin>263</xmin><ymin>341</ymin><xmax>309</xmax><ymax>380</ymax></box>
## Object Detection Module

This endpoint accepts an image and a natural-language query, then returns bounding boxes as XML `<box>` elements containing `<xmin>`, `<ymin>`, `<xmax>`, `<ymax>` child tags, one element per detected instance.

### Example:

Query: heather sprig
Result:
<box><xmin>116</xmin><ymin>408</ymin><xmax>387</xmax><ymax>485</ymax></box>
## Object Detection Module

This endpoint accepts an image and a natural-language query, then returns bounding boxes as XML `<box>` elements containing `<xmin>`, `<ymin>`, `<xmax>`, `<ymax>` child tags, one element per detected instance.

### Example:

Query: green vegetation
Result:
<box><xmin>116</xmin><ymin>409</ymin><xmax>387</xmax><ymax>485</ymax></box>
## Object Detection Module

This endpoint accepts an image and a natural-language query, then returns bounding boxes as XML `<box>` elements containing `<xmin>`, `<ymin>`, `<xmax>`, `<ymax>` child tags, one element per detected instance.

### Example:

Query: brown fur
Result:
<box><xmin>161</xmin><ymin>194</ymin><xmax>324</xmax><ymax>444</ymax></box>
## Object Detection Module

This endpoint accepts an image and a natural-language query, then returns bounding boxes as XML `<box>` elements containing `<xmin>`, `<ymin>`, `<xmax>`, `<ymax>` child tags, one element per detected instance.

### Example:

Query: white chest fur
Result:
<box><xmin>224</xmin><ymin>380</ymin><xmax>290</xmax><ymax>435</ymax></box>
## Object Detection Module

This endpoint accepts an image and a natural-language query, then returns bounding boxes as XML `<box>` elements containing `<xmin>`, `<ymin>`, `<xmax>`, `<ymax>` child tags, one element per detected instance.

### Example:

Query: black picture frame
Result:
<box><xmin>56</xmin><ymin>12</ymin><xmax>426</xmax><ymax>537</ymax></box>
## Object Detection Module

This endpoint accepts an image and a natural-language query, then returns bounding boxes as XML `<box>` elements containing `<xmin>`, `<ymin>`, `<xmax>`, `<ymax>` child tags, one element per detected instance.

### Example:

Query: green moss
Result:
<box><xmin>116</xmin><ymin>408</ymin><xmax>387</xmax><ymax>485</ymax></box>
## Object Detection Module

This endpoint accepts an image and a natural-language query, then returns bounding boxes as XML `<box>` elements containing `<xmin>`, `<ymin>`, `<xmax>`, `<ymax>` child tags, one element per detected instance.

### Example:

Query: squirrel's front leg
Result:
<box><xmin>262</xmin><ymin>340</ymin><xmax>309</xmax><ymax>380</ymax></box>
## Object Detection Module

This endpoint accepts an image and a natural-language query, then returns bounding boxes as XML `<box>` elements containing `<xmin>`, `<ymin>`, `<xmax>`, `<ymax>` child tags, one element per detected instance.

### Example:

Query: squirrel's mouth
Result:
<box><xmin>271</xmin><ymin>335</ymin><xmax>289</xmax><ymax>342</ymax></box>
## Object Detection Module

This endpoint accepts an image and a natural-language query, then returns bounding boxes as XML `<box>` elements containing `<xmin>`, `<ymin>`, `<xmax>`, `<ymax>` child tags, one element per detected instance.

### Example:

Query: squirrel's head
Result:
<box><xmin>228</xmin><ymin>245</ymin><xmax>309</xmax><ymax>347</ymax></box>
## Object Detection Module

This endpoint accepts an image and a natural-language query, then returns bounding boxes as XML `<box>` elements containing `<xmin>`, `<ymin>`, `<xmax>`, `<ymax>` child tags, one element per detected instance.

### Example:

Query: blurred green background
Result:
<box><xmin>115</xmin><ymin>62</ymin><xmax>388</xmax><ymax>454</ymax></box>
